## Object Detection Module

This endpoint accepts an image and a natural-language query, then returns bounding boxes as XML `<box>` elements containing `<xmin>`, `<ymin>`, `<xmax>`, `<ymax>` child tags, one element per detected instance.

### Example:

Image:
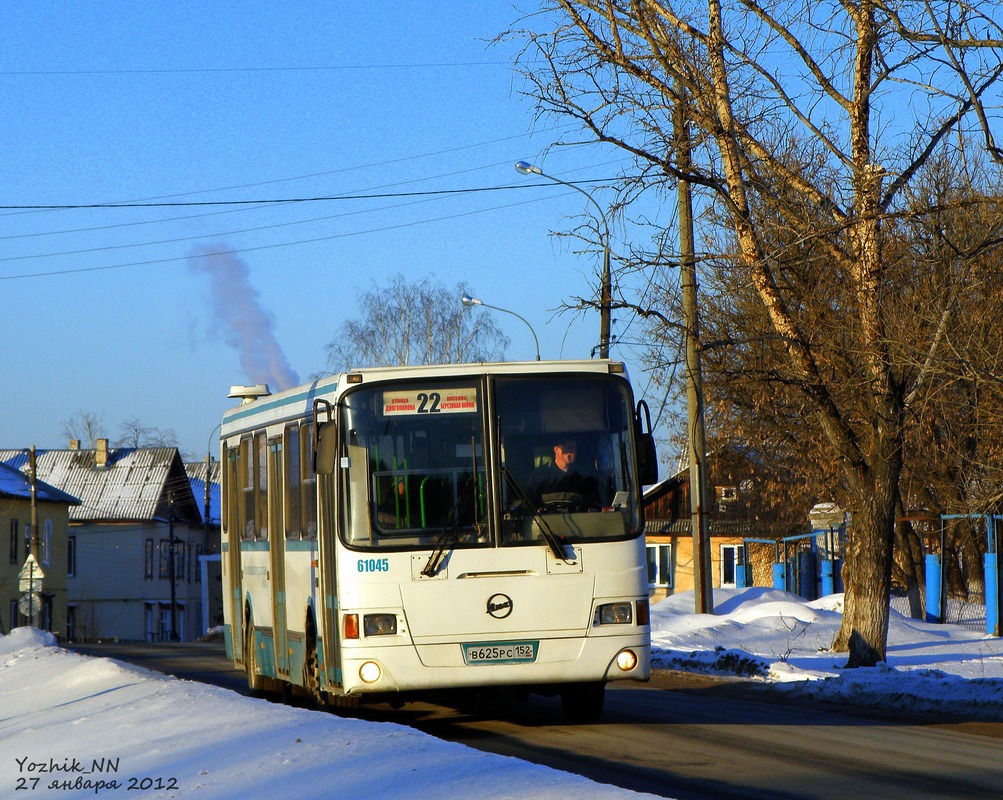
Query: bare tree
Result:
<box><xmin>508</xmin><ymin>1</ymin><xmax>1003</xmax><ymax>666</ymax></box>
<box><xmin>61</xmin><ymin>411</ymin><xmax>105</xmax><ymax>449</ymax></box>
<box><xmin>115</xmin><ymin>417</ymin><xmax>180</xmax><ymax>449</ymax></box>
<box><xmin>324</xmin><ymin>274</ymin><xmax>510</xmax><ymax>371</ymax></box>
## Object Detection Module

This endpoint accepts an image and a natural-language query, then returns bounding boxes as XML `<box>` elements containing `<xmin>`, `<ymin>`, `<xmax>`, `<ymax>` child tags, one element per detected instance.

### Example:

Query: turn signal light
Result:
<box><xmin>344</xmin><ymin>613</ymin><xmax>360</xmax><ymax>640</ymax></box>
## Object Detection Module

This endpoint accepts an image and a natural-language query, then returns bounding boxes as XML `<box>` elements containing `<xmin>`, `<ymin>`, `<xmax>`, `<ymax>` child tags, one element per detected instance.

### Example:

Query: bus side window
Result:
<box><xmin>285</xmin><ymin>424</ymin><xmax>302</xmax><ymax>540</ymax></box>
<box><xmin>240</xmin><ymin>439</ymin><xmax>254</xmax><ymax>540</ymax></box>
<box><xmin>301</xmin><ymin>423</ymin><xmax>317</xmax><ymax>540</ymax></box>
<box><xmin>345</xmin><ymin>441</ymin><xmax>371</xmax><ymax>543</ymax></box>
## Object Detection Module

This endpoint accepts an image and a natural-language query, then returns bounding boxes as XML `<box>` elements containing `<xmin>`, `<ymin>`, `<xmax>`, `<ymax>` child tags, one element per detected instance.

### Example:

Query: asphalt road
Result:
<box><xmin>69</xmin><ymin>641</ymin><xmax>1003</xmax><ymax>800</ymax></box>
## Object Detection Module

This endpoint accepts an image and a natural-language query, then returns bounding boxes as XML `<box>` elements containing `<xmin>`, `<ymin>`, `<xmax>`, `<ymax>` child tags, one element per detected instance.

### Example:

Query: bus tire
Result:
<box><xmin>560</xmin><ymin>682</ymin><xmax>605</xmax><ymax>722</ymax></box>
<box><xmin>303</xmin><ymin>615</ymin><xmax>326</xmax><ymax>708</ymax></box>
<box><xmin>245</xmin><ymin>625</ymin><xmax>266</xmax><ymax>695</ymax></box>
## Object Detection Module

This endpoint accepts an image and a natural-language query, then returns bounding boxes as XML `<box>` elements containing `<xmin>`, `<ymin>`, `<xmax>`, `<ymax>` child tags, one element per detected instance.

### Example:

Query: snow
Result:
<box><xmin>3</xmin><ymin>588</ymin><xmax>1003</xmax><ymax>798</ymax></box>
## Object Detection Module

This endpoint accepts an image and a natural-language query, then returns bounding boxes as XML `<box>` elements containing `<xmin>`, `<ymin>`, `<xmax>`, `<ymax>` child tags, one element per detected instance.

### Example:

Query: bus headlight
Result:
<box><xmin>359</xmin><ymin>661</ymin><xmax>382</xmax><ymax>684</ymax></box>
<box><xmin>364</xmin><ymin>613</ymin><xmax>398</xmax><ymax>636</ymax></box>
<box><xmin>595</xmin><ymin>602</ymin><xmax>633</xmax><ymax>625</ymax></box>
<box><xmin>615</xmin><ymin>649</ymin><xmax>639</xmax><ymax>671</ymax></box>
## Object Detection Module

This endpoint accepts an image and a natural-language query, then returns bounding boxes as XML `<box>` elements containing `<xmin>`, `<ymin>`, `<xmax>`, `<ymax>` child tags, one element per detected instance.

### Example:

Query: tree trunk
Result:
<box><xmin>832</xmin><ymin>439</ymin><xmax>901</xmax><ymax>664</ymax></box>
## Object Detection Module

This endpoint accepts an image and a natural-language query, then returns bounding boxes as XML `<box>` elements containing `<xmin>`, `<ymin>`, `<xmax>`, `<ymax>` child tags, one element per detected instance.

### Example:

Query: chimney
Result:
<box><xmin>96</xmin><ymin>438</ymin><xmax>109</xmax><ymax>468</ymax></box>
<box><xmin>69</xmin><ymin>439</ymin><xmax>80</xmax><ymax>450</ymax></box>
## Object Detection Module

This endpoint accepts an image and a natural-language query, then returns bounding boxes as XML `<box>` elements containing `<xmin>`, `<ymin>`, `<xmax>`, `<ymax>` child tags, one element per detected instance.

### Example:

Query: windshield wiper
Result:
<box><xmin>422</xmin><ymin>527</ymin><xmax>459</xmax><ymax>577</ymax></box>
<box><xmin>502</xmin><ymin>467</ymin><xmax>571</xmax><ymax>562</ymax></box>
<box><xmin>421</xmin><ymin>485</ymin><xmax>478</xmax><ymax>577</ymax></box>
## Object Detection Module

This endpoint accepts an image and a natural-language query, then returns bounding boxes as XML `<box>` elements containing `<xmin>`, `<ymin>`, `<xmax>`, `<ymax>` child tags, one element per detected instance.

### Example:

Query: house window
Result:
<box><xmin>145</xmin><ymin>539</ymin><xmax>154</xmax><ymax>580</ymax></box>
<box><xmin>41</xmin><ymin>520</ymin><xmax>52</xmax><ymax>566</ymax></box>
<box><xmin>159</xmin><ymin>539</ymin><xmax>170</xmax><ymax>579</ymax></box>
<box><xmin>8</xmin><ymin>519</ymin><xmax>17</xmax><ymax>564</ymax></box>
<box><xmin>718</xmin><ymin>486</ymin><xmax>738</xmax><ymax>514</ymax></box>
<box><xmin>721</xmin><ymin>544</ymin><xmax>741</xmax><ymax>587</ymax></box>
<box><xmin>9</xmin><ymin>599</ymin><xmax>17</xmax><ymax>630</ymax></box>
<box><xmin>67</xmin><ymin>536</ymin><xmax>77</xmax><ymax>578</ymax></box>
<box><xmin>646</xmin><ymin>544</ymin><xmax>673</xmax><ymax>589</ymax></box>
<box><xmin>174</xmin><ymin>541</ymin><xmax>185</xmax><ymax>581</ymax></box>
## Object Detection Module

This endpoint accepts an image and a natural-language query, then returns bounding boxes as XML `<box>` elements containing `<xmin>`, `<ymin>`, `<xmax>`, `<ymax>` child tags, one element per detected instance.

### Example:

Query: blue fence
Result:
<box><xmin>743</xmin><ymin>527</ymin><xmax>844</xmax><ymax>602</ymax></box>
<box><xmin>743</xmin><ymin>514</ymin><xmax>1003</xmax><ymax>637</ymax></box>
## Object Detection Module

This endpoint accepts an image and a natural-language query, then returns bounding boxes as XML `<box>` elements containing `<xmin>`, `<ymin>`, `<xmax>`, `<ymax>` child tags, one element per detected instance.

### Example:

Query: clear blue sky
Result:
<box><xmin>0</xmin><ymin>3</ymin><xmax>665</xmax><ymax>459</ymax></box>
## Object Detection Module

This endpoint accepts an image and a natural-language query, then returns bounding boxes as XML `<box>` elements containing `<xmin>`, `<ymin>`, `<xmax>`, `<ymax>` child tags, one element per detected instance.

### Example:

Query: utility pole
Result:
<box><xmin>168</xmin><ymin>491</ymin><xmax>178</xmax><ymax>641</ymax></box>
<box><xmin>203</xmin><ymin>455</ymin><xmax>213</xmax><ymax>552</ymax></box>
<box><xmin>676</xmin><ymin>91</ymin><xmax>714</xmax><ymax>614</ymax></box>
<box><xmin>29</xmin><ymin>445</ymin><xmax>39</xmax><ymax>558</ymax></box>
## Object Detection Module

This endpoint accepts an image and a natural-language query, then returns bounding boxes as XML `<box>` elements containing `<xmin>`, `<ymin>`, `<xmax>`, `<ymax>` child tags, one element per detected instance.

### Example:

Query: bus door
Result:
<box><xmin>313</xmin><ymin>403</ymin><xmax>343</xmax><ymax>691</ymax></box>
<box><xmin>268</xmin><ymin>437</ymin><xmax>289</xmax><ymax>677</ymax></box>
<box><xmin>224</xmin><ymin>444</ymin><xmax>245</xmax><ymax>665</ymax></box>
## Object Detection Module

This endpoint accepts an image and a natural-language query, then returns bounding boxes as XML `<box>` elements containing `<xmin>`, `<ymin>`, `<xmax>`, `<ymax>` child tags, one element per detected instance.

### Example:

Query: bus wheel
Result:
<box><xmin>303</xmin><ymin>616</ymin><xmax>327</xmax><ymax>708</ymax></box>
<box><xmin>245</xmin><ymin>625</ymin><xmax>266</xmax><ymax>695</ymax></box>
<box><xmin>560</xmin><ymin>682</ymin><xmax>605</xmax><ymax>722</ymax></box>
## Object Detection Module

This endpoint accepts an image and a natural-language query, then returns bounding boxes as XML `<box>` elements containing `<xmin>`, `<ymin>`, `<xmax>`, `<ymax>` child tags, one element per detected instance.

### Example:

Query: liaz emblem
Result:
<box><xmin>486</xmin><ymin>593</ymin><xmax>513</xmax><ymax>619</ymax></box>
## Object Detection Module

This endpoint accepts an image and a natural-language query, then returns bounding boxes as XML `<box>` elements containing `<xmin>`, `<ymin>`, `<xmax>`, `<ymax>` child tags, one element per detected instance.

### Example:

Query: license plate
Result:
<box><xmin>462</xmin><ymin>641</ymin><xmax>538</xmax><ymax>665</ymax></box>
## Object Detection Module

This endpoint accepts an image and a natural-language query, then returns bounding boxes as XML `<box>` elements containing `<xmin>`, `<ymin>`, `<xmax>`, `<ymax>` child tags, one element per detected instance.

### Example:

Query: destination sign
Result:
<box><xmin>382</xmin><ymin>388</ymin><xmax>478</xmax><ymax>416</ymax></box>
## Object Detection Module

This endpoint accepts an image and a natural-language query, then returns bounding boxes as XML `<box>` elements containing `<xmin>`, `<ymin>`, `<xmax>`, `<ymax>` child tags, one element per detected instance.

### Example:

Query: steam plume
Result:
<box><xmin>188</xmin><ymin>244</ymin><xmax>300</xmax><ymax>391</ymax></box>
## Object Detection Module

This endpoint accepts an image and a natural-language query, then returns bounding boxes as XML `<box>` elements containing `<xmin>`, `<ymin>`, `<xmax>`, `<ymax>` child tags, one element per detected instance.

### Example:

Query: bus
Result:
<box><xmin>220</xmin><ymin>359</ymin><xmax>657</xmax><ymax>720</ymax></box>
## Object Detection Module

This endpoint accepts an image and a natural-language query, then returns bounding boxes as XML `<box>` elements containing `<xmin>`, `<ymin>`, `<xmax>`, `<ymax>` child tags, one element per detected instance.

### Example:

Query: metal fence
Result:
<box><xmin>741</xmin><ymin>514</ymin><xmax>1002</xmax><ymax>636</ymax></box>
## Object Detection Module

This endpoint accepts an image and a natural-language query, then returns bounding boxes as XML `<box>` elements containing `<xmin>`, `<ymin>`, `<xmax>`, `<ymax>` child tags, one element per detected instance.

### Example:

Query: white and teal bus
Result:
<box><xmin>220</xmin><ymin>359</ymin><xmax>657</xmax><ymax>720</ymax></box>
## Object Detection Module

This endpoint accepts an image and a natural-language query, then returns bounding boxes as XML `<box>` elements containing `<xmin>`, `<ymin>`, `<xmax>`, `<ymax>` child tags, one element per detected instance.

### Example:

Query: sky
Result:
<box><xmin>3</xmin><ymin>588</ymin><xmax>1003</xmax><ymax>799</ymax></box>
<box><xmin>0</xmin><ymin>3</ymin><xmax>660</xmax><ymax>461</ymax></box>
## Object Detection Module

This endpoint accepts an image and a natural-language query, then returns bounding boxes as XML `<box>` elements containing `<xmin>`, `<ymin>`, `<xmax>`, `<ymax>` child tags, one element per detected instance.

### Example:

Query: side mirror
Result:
<box><xmin>635</xmin><ymin>400</ymin><xmax>658</xmax><ymax>485</ymax></box>
<box><xmin>313</xmin><ymin>399</ymin><xmax>338</xmax><ymax>475</ymax></box>
<box><xmin>314</xmin><ymin>423</ymin><xmax>338</xmax><ymax>475</ymax></box>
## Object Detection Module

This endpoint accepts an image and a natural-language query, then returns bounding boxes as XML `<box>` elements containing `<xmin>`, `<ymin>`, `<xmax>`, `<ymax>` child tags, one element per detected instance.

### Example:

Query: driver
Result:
<box><xmin>526</xmin><ymin>438</ymin><xmax>601</xmax><ymax>510</ymax></box>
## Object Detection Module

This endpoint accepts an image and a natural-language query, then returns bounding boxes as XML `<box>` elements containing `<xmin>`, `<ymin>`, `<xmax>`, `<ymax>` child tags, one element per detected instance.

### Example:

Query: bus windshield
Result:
<box><xmin>340</xmin><ymin>380</ymin><xmax>489</xmax><ymax>550</ymax></box>
<box><xmin>495</xmin><ymin>375</ymin><xmax>641</xmax><ymax>544</ymax></box>
<box><xmin>339</xmin><ymin>373</ymin><xmax>641</xmax><ymax>551</ymax></box>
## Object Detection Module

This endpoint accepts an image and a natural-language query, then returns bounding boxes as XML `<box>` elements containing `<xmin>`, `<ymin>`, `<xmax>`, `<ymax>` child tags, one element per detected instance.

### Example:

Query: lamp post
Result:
<box><xmin>461</xmin><ymin>294</ymin><xmax>540</xmax><ymax>361</ymax></box>
<box><xmin>515</xmin><ymin>160</ymin><xmax>612</xmax><ymax>359</ymax></box>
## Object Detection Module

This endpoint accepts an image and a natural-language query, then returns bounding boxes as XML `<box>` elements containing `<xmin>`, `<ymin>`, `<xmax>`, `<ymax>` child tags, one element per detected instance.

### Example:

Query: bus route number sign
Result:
<box><xmin>462</xmin><ymin>641</ymin><xmax>538</xmax><ymax>665</ymax></box>
<box><xmin>382</xmin><ymin>388</ymin><xmax>478</xmax><ymax>416</ymax></box>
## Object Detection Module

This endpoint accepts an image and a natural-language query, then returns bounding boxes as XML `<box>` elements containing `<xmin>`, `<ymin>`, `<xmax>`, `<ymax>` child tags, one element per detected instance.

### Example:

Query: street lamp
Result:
<box><xmin>461</xmin><ymin>294</ymin><xmax>540</xmax><ymax>361</ymax></box>
<box><xmin>515</xmin><ymin>160</ymin><xmax>613</xmax><ymax>359</ymax></box>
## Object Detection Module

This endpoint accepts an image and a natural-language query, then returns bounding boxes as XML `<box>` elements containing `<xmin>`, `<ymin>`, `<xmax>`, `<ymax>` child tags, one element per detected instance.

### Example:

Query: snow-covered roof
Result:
<box><xmin>0</xmin><ymin>447</ymin><xmax>199</xmax><ymax>524</ymax></box>
<box><xmin>0</xmin><ymin>461</ymin><xmax>79</xmax><ymax>506</ymax></box>
<box><xmin>184</xmin><ymin>460</ymin><xmax>221</xmax><ymax>526</ymax></box>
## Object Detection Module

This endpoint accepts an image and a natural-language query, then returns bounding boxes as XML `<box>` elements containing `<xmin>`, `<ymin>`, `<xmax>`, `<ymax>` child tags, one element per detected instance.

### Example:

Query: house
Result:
<box><xmin>644</xmin><ymin>448</ymin><xmax>805</xmax><ymax>599</ymax></box>
<box><xmin>1</xmin><ymin>459</ymin><xmax>80</xmax><ymax>637</ymax></box>
<box><xmin>184</xmin><ymin>458</ymin><xmax>223</xmax><ymax>631</ymax></box>
<box><xmin>0</xmin><ymin>441</ymin><xmax>204</xmax><ymax>642</ymax></box>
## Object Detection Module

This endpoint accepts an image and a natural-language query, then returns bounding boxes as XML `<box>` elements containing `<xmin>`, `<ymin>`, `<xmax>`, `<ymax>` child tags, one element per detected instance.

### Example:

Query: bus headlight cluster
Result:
<box><xmin>359</xmin><ymin>661</ymin><xmax>382</xmax><ymax>684</ymax></box>
<box><xmin>345</xmin><ymin>613</ymin><xmax>398</xmax><ymax>639</ymax></box>
<box><xmin>364</xmin><ymin>613</ymin><xmax>398</xmax><ymax>636</ymax></box>
<box><xmin>595</xmin><ymin>602</ymin><xmax>633</xmax><ymax>625</ymax></box>
<box><xmin>615</xmin><ymin>649</ymin><xmax>639</xmax><ymax>671</ymax></box>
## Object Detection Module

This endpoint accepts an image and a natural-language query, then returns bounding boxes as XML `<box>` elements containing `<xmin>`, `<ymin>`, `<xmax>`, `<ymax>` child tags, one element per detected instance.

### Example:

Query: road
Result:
<box><xmin>70</xmin><ymin>641</ymin><xmax>1003</xmax><ymax>800</ymax></box>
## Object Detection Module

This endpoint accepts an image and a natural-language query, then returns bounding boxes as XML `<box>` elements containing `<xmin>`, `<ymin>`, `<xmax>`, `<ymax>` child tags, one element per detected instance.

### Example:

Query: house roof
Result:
<box><xmin>184</xmin><ymin>460</ymin><xmax>221</xmax><ymax>526</ymax></box>
<box><xmin>0</xmin><ymin>461</ymin><xmax>80</xmax><ymax>505</ymax></box>
<box><xmin>0</xmin><ymin>447</ymin><xmax>200</xmax><ymax>524</ymax></box>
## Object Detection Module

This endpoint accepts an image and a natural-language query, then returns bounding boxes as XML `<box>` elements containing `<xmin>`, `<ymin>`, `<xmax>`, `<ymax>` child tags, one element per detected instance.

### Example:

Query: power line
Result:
<box><xmin>0</xmin><ymin>189</ymin><xmax>587</xmax><ymax>281</ymax></box>
<box><xmin>0</xmin><ymin>182</ymin><xmax>568</xmax><ymax>211</ymax></box>
<box><xmin>0</xmin><ymin>126</ymin><xmax>584</xmax><ymax>220</ymax></box>
<box><xmin>0</xmin><ymin>63</ymin><xmax>509</xmax><ymax>77</ymax></box>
